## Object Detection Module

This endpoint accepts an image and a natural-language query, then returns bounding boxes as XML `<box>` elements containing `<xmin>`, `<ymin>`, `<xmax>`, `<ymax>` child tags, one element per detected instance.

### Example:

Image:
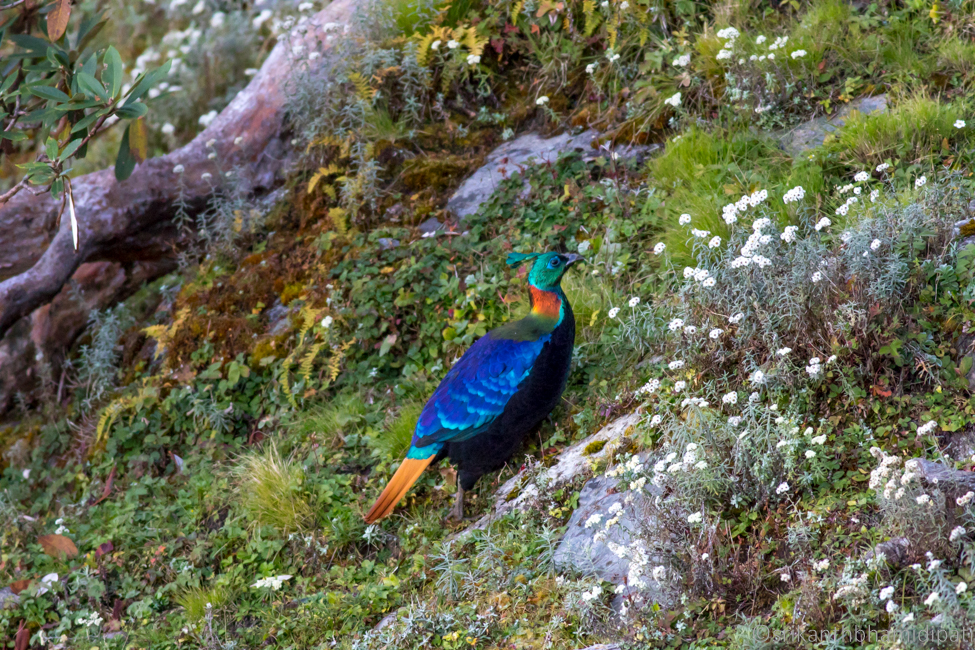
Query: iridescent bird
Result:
<box><xmin>364</xmin><ymin>250</ymin><xmax>582</xmax><ymax>522</ymax></box>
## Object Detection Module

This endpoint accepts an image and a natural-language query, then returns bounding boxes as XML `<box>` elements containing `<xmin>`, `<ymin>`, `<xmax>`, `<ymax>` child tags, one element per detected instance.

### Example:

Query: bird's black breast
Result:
<box><xmin>446</xmin><ymin>302</ymin><xmax>575</xmax><ymax>490</ymax></box>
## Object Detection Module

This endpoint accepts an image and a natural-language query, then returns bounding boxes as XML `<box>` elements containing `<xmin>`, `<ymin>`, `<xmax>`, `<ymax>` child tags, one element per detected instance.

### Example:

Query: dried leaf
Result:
<box><xmin>9</xmin><ymin>579</ymin><xmax>30</xmax><ymax>594</ymax></box>
<box><xmin>47</xmin><ymin>0</ymin><xmax>72</xmax><ymax>41</ymax></box>
<box><xmin>129</xmin><ymin>117</ymin><xmax>148</xmax><ymax>163</ymax></box>
<box><xmin>96</xmin><ymin>541</ymin><xmax>114</xmax><ymax>558</ymax></box>
<box><xmin>15</xmin><ymin>622</ymin><xmax>29</xmax><ymax>650</ymax></box>
<box><xmin>38</xmin><ymin>534</ymin><xmax>79</xmax><ymax>560</ymax></box>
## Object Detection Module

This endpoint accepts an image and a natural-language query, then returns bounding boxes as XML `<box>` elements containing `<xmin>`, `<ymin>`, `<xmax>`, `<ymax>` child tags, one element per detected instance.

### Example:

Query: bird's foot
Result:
<box><xmin>446</xmin><ymin>486</ymin><xmax>466</xmax><ymax>522</ymax></box>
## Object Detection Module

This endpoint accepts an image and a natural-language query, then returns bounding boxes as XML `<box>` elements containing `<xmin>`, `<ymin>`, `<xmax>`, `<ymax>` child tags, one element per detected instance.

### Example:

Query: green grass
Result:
<box><xmin>176</xmin><ymin>585</ymin><xmax>231</xmax><ymax>624</ymax></box>
<box><xmin>370</xmin><ymin>402</ymin><xmax>423</xmax><ymax>461</ymax></box>
<box><xmin>233</xmin><ymin>440</ymin><xmax>313</xmax><ymax>533</ymax></box>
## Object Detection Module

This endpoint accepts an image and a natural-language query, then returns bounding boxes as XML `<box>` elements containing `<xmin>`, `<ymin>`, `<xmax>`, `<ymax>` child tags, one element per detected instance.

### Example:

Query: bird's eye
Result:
<box><xmin>548</xmin><ymin>257</ymin><xmax>561</xmax><ymax>268</ymax></box>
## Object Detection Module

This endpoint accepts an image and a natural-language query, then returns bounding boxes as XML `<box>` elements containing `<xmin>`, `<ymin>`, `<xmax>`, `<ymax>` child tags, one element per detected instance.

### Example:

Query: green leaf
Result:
<box><xmin>115</xmin><ymin>102</ymin><xmax>148</xmax><ymax>119</ymax></box>
<box><xmin>50</xmin><ymin>178</ymin><xmax>64</xmax><ymax>198</ymax></box>
<box><xmin>76</xmin><ymin>71</ymin><xmax>106</xmax><ymax>101</ymax></box>
<box><xmin>0</xmin><ymin>72</ymin><xmax>17</xmax><ymax>95</ymax></box>
<box><xmin>75</xmin><ymin>17</ymin><xmax>108</xmax><ymax>55</ymax></box>
<box><xmin>30</xmin><ymin>84</ymin><xmax>71</xmax><ymax>103</ymax></box>
<box><xmin>45</xmin><ymin>138</ymin><xmax>58</xmax><ymax>160</ymax></box>
<box><xmin>115</xmin><ymin>123</ymin><xmax>137</xmax><ymax>181</ymax></box>
<box><xmin>70</xmin><ymin>110</ymin><xmax>104</xmax><ymax>133</ymax></box>
<box><xmin>1</xmin><ymin>131</ymin><xmax>27</xmax><ymax>142</ymax></box>
<box><xmin>59</xmin><ymin>137</ymin><xmax>84</xmax><ymax>160</ymax></box>
<box><xmin>104</xmin><ymin>46</ymin><xmax>122</xmax><ymax>98</ymax></box>
<box><xmin>9</xmin><ymin>34</ymin><xmax>53</xmax><ymax>56</ymax></box>
<box><xmin>123</xmin><ymin>60</ymin><xmax>171</xmax><ymax>106</ymax></box>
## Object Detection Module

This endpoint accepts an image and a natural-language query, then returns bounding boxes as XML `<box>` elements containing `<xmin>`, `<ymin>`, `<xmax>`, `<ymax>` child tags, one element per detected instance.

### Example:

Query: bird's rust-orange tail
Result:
<box><xmin>364</xmin><ymin>457</ymin><xmax>434</xmax><ymax>523</ymax></box>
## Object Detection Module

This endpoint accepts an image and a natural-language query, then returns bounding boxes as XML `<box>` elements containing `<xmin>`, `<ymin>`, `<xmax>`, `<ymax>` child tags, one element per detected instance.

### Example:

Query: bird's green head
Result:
<box><xmin>507</xmin><ymin>251</ymin><xmax>583</xmax><ymax>291</ymax></box>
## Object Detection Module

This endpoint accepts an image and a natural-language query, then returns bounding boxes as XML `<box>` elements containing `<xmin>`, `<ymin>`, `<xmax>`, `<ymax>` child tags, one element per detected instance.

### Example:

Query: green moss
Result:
<box><xmin>400</xmin><ymin>154</ymin><xmax>476</xmax><ymax>193</ymax></box>
<box><xmin>583</xmin><ymin>439</ymin><xmax>607</xmax><ymax>456</ymax></box>
<box><xmin>960</xmin><ymin>220</ymin><xmax>975</xmax><ymax>238</ymax></box>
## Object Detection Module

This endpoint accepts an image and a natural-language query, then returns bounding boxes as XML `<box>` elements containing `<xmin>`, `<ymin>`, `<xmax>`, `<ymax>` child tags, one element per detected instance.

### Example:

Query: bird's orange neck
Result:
<box><xmin>529</xmin><ymin>286</ymin><xmax>564</xmax><ymax>323</ymax></box>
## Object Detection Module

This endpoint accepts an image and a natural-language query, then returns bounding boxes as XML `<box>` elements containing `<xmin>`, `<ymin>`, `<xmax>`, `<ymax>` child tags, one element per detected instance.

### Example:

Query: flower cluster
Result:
<box><xmin>252</xmin><ymin>574</ymin><xmax>293</xmax><ymax>590</ymax></box>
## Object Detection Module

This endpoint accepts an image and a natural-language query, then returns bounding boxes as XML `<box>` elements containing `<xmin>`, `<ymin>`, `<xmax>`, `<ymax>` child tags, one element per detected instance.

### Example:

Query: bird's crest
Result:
<box><xmin>506</xmin><ymin>252</ymin><xmax>540</xmax><ymax>267</ymax></box>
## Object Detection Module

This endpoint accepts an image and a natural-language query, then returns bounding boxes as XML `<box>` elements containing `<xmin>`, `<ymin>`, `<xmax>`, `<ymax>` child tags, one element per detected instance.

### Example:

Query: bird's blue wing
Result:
<box><xmin>412</xmin><ymin>331</ymin><xmax>549</xmax><ymax>448</ymax></box>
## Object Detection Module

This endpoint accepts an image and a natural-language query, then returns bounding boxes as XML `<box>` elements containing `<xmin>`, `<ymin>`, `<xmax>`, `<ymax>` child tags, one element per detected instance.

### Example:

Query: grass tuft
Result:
<box><xmin>176</xmin><ymin>585</ymin><xmax>230</xmax><ymax>624</ymax></box>
<box><xmin>233</xmin><ymin>440</ymin><xmax>313</xmax><ymax>534</ymax></box>
<box><xmin>370</xmin><ymin>402</ymin><xmax>423</xmax><ymax>461</ymax></box>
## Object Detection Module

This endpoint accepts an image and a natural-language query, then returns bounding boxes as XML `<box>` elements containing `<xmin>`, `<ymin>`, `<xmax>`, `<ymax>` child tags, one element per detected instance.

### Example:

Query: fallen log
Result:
<box><xmin>0</xmin><ymin>0</ymin><xmax>358</xmax><ymax>341</ymax></box>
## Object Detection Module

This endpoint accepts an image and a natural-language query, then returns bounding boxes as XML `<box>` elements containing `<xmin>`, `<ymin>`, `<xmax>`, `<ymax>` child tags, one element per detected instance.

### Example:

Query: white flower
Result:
<box><xmin>791</xmin><ymin>49</ymin><xmax>807</xmax><ymax>59</ymax></box>
<box><xmin>916</xmin><ymin>494</ymin><xmax>931</xmax><ymax>505</ymax></box>
<box><xmin>620</xmin><ymin>0</ymin><xmax>629</xmax><ymax>8</ymax></box>
<box><xmin>467</xmin><ymin>54</ymin><xmax>481</xmax><ymax>65</ymax></box>
<box><xmin>586</xmin><ymin>63</ymin><xmax>597</xmax><ymax>74</ymax></box>
<box><xmin>252</xmin><ymin>574</ymin><xmax>293</xmax><ymax>590</ymax></box>
<box><xmin>608</xmin><ymin>307</ymin><xmax>620</xmax><ymax>319</ymax></box>
<box><xmin>673</xmin><ymin>381</ymin><xmax>686</xmax><ymax>393</ymax></box>
<box><xmin>918</xmin><ymin>420</ymin><xmax>939</xmax><ymax>436</ymax></box>
<box><xmin>852</xmin><ymin>171</ymin><xmax>869</xmax><ymax>182</ymax></box>
<box><xmin>668</xmin><ymin>318</ymin><xmax>684</xmax><ymax>331</ymax></box>
<box><xmin>729</xmin><ymin>312</ymin><xmax>744</xmax><ymax>324</ymax></box>
<box><xmin>814</xmin><ymin>217</ymin><xmax>831</xmax><ymax>231</ymax></box>
<box><xmin>173</xmin><ymin>164</ymin><xmax>185</xmax><ymax>174</ymax></box>
<box><xmin>209</xmin><ymin>11</ymin><xmax>226</xmax><ymax>28</ymax></box>
<box><xmin>811</xmin><ymin>435</ymin><xmax>826</xmax><ymax>445</ymax></box>
<box><xmin>876</xmin><ymin>162</ymin><xmax>890</xmax><ymax>172</ymax></box>
<box><xmin>161</xmin><ymin>123</ymin><xmax>175</xmax><ymax>135</ymax></box>
<box><xmin>870</xmin><ymin>189</ymin><xmax>880</xmax><ymax>202</ymax></box>
<box><xmin>728</xmin><ymin>416</ymin><xmax>742</xmax><ymax>426</ymax></box>
<box><xmin>664</xmin><ymin>92</ymin><xmax>682</xmax><ymax>108</ymax></box>
<box><xmin>776</xmin><ymin>347</ymin><xmax>792</xmax><ymax>356</ymax></box>
<box><xmin>585</xmin><ymin>514</ymin><xmax>603</xmax><ymax>528</ymax></box>
<box><xmin>629</xmin><ymin>296</ymin><xmax>640</xmax><ymax>308</ymax></box>
<box><xmin>783</xmin><ymin>186</ymin><xmax>805</xmax><ymax>204</ymax></box>
<box><xmin>198</xmin><ymin>110</ymin><xmax>218</xmax><ymax>128</ymax></box>
<box><xmin>750</xmin><ymin>369</ymin><xmax>765</xmax><ymax>385</ymax></box>
<box><xmin>868</xmin><ymin>238</ymin><xmax>881</xmax><ymax>251</ymax></box>
<box><xmin>687</xmin><ymin>512</ymin><xmax>703</xmax><ymax>524</ymax></box>
<box><xmin>668</xmin><ymin>360</ymin><xmax>685</xmax><ymax>370</ymax></box>
<box><xmin>298</xmin><ymin>2</ymin><xmax>314</xmax><ymax>10</ymax></box>
<box><xmin>650</xmin><ymin>414</ymin><xmax>662</xmax><ymax>426</ymax></box>
<box><xmin>709</xmin><ymin>328</ymin><xmax>723</xmax><ymax>339</ymax></box>
<box><xmin>880</xmin><ymin>586</ymin><xmax>895</xmax><ymax>600</ymax></box>
<box><xmin>431</xmin><ymin>40</ymin><xmax>441</xmax><ymax>50</ymax></box>
<box><xmin>902</xmin><ymin>613</ymin><xmax>914</xmax><ymax>623</ymax></box>
<box><xmin>679</xmin><ymin>213</ymin><xmax>692</xmax><ymax>225</ymax></box>
<box><xmin>577</xmin><ymin>240</ymin><xmax>591</xmax><ymax>254</ymax></box>
<box><xmin>775</xmin><ymin>482</ymin><xmax>789</xmax><ymax>495</ymax></box>
<box><xmin>320</xmin><ymin>316</ymin><xmax>333</xmax><ymax>329</ymax></box>
<box><xmin>924</xmin><ymin>591</ymin><xmax>940</xmax><ymax>607</ymax></box>
<box><xmin>536</xmin><ymin>95</ymin><xmax>549</xmax><ymax>106</ymax></box>
<box><xmin>958</xmin><ymin>582</ymin><xmax>968</xmax><ymax>595</ymax></box>
<box><xmin>447</xmin><ymin>40</ymin><xmax>460</xmax><ymax>49</ymax></box>
<box><xmin>201</xmin><ymin>172</ymin><xmax>212</xmax><ymax>181</ymax></box>
<box><xmin>811</xmin><ymin>272</ymin><xmax>822</xmax><ymax>283</ymax></box>
<box><xmin>805</xmin><ymin>450</ymin><xmax>816</xmax><ymax>459</ymax></box>
<box><xmin>722</xmin><ymin>391</ymin><xmax>738</xmax><ymax>405</ymax></box>
<box><xmin>708</xmin><ymin>236</ymin><xmax>722</xmax><ymax>249</ymax></box>
<box><xmin>702</xmin><ymin>277</ymin><xmax>716</xmax><ymax>288</ymax></box>
<box><xmin>716</xmin><ymin>26</ymin><xmax>740</xmax><ymax>40</ymax></box>
<box><xmin>653</xmin><ymin>242</ymin><xmax>666</xmax><ymax>255</ymax></box>
<box><xmin>957</xmin><ymin>491</ymin><xmax>975</xmax><ymax>506</ymax></box>
<box><xmin>813</xmin><ymin>559</ymin><xmax>829</xmax><ymax>571</ymax></box>
<box><xmin>673</xmin><ymin>54</ymin><xmax>691</xmax><ymax>67</ymax></box>
<box><xmin>886</xmin><ymin>600</ymin><xmax>899</xmax><ymax>613</ymax></box>
<box><xmin>684</xmin><ymin>326</ymin><xmax>698</xmax><ymax>336</ymax></box>
<box><xmin>950</xmin><ymin>526</ymin><xmax>966</xmax><ymax>542</ymax></box>
<box><xmin>252</xmin><ymin>10</ymin><xmax>273</xmax><ymax>28</ymax></box>
<box><xmin>955</xmin><ymin>120</ymin><xmax>966</xmax><ymax>129</ymax></box>
<box><xmin>915</xmin><ymin>175</ymin><xmax>927</xmax><ymax>189</ymax></box>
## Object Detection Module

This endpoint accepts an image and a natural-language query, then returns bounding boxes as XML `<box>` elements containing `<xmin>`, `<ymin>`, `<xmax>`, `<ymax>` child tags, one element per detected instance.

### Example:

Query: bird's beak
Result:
<box><xmin>564</xmin><ymin>253</ymin><xmax>584</xmax><ymax>267</ymax></box>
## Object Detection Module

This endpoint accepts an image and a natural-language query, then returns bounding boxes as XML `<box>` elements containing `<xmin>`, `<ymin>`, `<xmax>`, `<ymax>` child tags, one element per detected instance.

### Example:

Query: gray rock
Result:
<box><xmin>914</xmin><ymin>458</ymin><xmax>975</xmax><ymax>491</ymax></box>
<box><xmin>417</xmin><ymin>217</ymin><xmax>443</xmax><ymax>234</ymax></box>
<box><xmin>459</xmin><ymin>413</ymin><xmax>640</xmax><ymax>536</ymax></box>
<box><xmin>0</xmin><ymin>586</ymin><xmax>18</xmax><ymax>609</ymax></box>
<box><xmin>575</xmin><ymin>645</ymin><xmax>621</xmax><ymax>650</ymax></box>
<box><xmin>265</xmin><ymin>300</ymin><xmax>292</xmax><ymax>336</ymax></box>
<box><xmin>777</xmin><ymin>95</ymin><xmax>887</xmax><ymax>155</ymax></box>
<box><xmin>864</xmin><ymin>537</ymin><xmax>910</xmax><ymax>568</ymax></box>
<box><xmin>553</xmin><ymin>474</ymin><xmax>672</xmax><ymax>611</ymax></box>
<box><xmin>447</xmin><ymin>131</ymin><xmax>657</xmax><ymax>219</ymax></box>
<box><xmin>377</xmin><ymin>238</ymin><xmax>400</xmax><ymax>250</ymax></box>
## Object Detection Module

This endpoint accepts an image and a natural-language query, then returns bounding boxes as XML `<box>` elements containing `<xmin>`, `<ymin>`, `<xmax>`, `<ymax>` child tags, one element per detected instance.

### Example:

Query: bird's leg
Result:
<box><xmin>449</xmin><ymin>484</ymin><xmax>465</xmax><ymax>521</ymax></box>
